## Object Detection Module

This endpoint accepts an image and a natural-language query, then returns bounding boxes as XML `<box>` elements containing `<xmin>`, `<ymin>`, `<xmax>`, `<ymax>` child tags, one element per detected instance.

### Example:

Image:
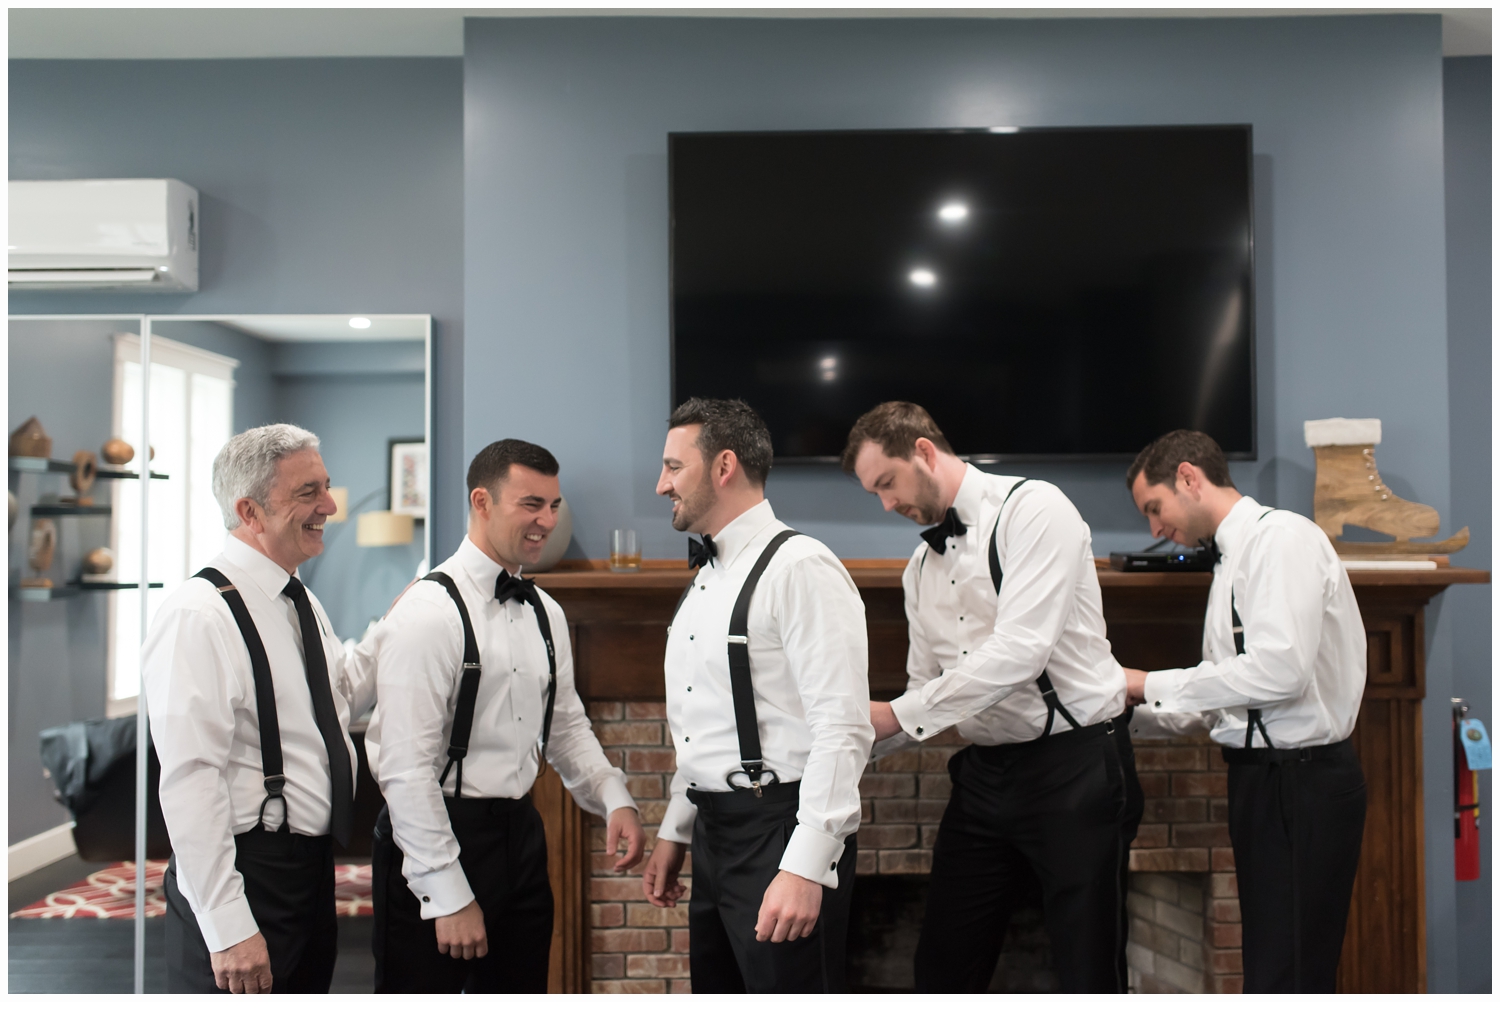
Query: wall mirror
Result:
<box><xmin>8</xmin><ymin>313</ymin><xmax>431</xmax><ymax>992</ymax></box>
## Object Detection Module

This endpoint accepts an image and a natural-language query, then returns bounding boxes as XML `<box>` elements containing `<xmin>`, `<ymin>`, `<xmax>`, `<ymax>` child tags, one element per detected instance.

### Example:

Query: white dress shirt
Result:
<box><xmin>888</xmin><ymin>465</ymin><xmax>1127</xmax><ymax>746</ymax></box>
<box><xmin>364</xmin><ymin>536</ymin><xmax>636</xmax><ymax>918</ymax></box>
<box><xmin>658</xmin><ymin>500</ymin><xmax>874</xmax><ymax>889</ymax></box>
<box><xmin>1143</xmin><ymin>495</ymin><xmax>1367</xmax><ymax>749</ymax></box>
<box><xmin>142</xmin><ymin>535</ymin><xmax>375</xmax><ymax>952</ymax></box>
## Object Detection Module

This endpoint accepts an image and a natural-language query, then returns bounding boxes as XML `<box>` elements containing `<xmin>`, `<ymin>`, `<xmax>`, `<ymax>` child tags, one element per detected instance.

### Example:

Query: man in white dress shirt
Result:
<box><xmin>1122</xmin><ymin>430</ymin><xmax>1367</xmax><ymax>993</ymax></box>
<box><xmin>144</xmin><ymin>424</ymin><xmax>370</xmax><ymax>993</ymax></box>
<box><xmin>365</xmin><ymin>438</ymin><xmax>644</xmax><ymax>992</ymax></box>
<box><xmin>844</xmin><ymin>401</ymin><xmax>1143</xmax><ymax>993</ymax></box>
<box><xmin>639</xmin><ymin>398</ymin><xmax>873</xmax><ymax>993</ymax></box>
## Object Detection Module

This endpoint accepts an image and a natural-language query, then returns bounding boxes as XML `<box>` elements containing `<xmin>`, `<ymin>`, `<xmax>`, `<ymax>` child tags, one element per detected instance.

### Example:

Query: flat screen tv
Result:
<box><xmin>669</xmin><ymin>126</ymin><xmax>1255</xmax><ymax>462</ymax></box>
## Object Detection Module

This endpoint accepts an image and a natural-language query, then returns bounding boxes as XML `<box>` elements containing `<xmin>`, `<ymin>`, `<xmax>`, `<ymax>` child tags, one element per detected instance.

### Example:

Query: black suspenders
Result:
<box><xmin>670</xmin><ymin>528</ymin><xmax>801</xmax><ymax>796</ymax></box>
<box><xmin>1232</xmin><ymin>509</ymin><xmax>1278</xmax><ymax>749</ymax></box>
<box><xmin>422</xmin><ymin>570</ymin><xmax>559</xmax><ymax>799</ymax></box>
<box><xmin>196</xmin><ymin>567</ymin><xmax>290</xmax><ymax>832</ymax></box>
<box><xmin>983</xmin><ymin>480</ymin><xmax>1084</xmax><ymax>738</ymax></box>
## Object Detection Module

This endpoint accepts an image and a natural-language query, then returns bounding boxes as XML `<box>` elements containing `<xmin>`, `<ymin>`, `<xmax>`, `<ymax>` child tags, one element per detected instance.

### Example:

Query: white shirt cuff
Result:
<box><xmin>657</xmin><ymin>795</ymin><xmax>698</xmax><ymax>846</ymax></box>
<box><xmin>779</xmin><ymin>824</ymin><xmax>844</xmax><ymax>889</ymax></box>
<box><xmin>1144</xmin><ymin>669</ymin><xmax>1187</xmax><ymax>713</ymax></box>
<box><xmin>889</xmin><ymin>692</ymin><xmax>938</xmax><ymax>742</ymax></box>
<box><xmin>197</xmin><ymin>895</ymin><xmax>261</xmax><ymax>953</ymax></box>
<box><xmin>406</xmin><ymin>860</ymin><xmax>477</xmax><ymax>920</ymax></box>
<box><xmin>597</xmin><ymin>776</ymin><xmax>639</xmax><ymax>818</ymax></box>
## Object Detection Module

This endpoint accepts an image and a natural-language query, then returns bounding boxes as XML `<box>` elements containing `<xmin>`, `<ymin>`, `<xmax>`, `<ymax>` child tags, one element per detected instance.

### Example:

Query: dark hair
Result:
<box><xmin>667</xmin><ymin>398</ymin><xmax>773</xmax><ymax>487</ymax></box>
<box><xmin>1126</xmin><ymin>430</ymin><xmax>1235</xmax><ymax>491</ymax></box>
<box><xmin>840</xmin><ymin>401</ymin><xmax>954</xmax><ymax>474</ymax></box>
<box><xmin>467</xmin><ymin>439</ymin><xmax>560</xmax><ymax>497</ymax></box>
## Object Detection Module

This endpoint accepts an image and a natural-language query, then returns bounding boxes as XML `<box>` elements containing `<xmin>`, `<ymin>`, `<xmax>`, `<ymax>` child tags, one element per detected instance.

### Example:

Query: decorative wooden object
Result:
<box><xmin>22</xmin><ymin>518</ymin><xmax>58</xmax><ymax>588</ymax></box>
<box><xmin>101</xmin><ymin>438</ymin><xmax>135</xmax><ymax>465</ymax></box>
<box><xmin>9</xmin><ymin>416</ymin><xmax>51</xmax><ymax>459</ymax></box>
<box><xmin>64</xmin><ymin>450</ymin><xmax>99</xmax><ymax>506</ymax></box>
<box><xmin>529</xmin><ymin>560</ymin><xmax>1486</xmax><ymax>994</ymax></box>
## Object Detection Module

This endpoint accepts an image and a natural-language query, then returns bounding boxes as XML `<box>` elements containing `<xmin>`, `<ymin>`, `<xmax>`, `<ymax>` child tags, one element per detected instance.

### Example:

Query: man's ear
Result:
<box><xmin>470</xmin><ymin>485</ymin><xmax>493</xmax><ymax>517</ymax></box>
<box><xmin>1176</xmin><ymin>461</ymin><xmax>1201</xmax><ymax>499</ymax></box>
<box><xmin>913</xmin><ymin>437</ymin><xmax>938</xmax><ymax>470</ymax></box>
<box><xmin>714</xmin><ymin>449</ymin><xmax>738</xmax><ymax>488</ymax></box>
<box><xmin>235</xmin><ymin>497</ymin><xmax>263</xmax><ymax>533</ymax></box>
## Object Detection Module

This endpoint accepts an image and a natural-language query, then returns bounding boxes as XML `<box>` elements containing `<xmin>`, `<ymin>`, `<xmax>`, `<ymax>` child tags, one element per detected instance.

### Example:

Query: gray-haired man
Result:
<box><xmin>143</xmin><ymin>424</ymin><xmax>376</xmax><ymax>993</ymax></box>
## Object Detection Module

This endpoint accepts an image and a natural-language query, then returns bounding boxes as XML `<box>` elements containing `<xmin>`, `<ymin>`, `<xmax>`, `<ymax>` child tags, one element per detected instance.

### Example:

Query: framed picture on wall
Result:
<box><xmin>389</xmin><ymin>438</ymin><xmax>427</xmax><ymax>519</ymax></box>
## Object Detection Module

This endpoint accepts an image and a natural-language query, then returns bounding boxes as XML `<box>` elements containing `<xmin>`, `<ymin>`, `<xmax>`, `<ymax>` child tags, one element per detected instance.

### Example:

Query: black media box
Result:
<box><xmin>1108</xmin><ymin>547</ymin><xmax>1217</xmax><ymax>572</ymax></box>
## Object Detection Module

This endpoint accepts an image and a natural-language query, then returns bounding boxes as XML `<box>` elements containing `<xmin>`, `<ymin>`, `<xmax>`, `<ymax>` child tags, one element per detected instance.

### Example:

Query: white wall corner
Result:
<box><xmin>7</xmin><ymin>821</ymin><xmax>78</xmax><ymax>881</ymax></box>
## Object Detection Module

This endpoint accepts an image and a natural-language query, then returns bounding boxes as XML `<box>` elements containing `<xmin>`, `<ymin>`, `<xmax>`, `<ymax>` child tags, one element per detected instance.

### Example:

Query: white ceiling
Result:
<box><xmin>198</xmin><ymin>315</ymin><xmax>429</xmax><ymax>343</ymax></box>
<box><xmin>8</xmin><ymin>7</ymin><xmax>1491</xmax><ymax>59</ymax></box>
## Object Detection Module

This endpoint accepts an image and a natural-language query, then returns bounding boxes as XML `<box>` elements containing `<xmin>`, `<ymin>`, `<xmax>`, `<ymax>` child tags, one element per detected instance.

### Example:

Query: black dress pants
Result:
<box><xmin>164</xmin><ymin>825</ymin><xmax>337</xmax><ymax>993</ymax></box>
<box><xmin>914</xmin><ymin>720</ymin><xmax>1143</xmax><ymax>993</ymax></box>
<box><xmin>1226</xmin><ymin>738</ymin><xmax>1367</xmax><ymax>993</ymax></box>
<box><xmin>687</xmin><ymin>781</ymin><xmax>858</xmax><ymax>993</ymax></box>
<box><xmin>372</xmin><ymin>795</ymin><xmax>554</xmax><ymax>993</ymax></box>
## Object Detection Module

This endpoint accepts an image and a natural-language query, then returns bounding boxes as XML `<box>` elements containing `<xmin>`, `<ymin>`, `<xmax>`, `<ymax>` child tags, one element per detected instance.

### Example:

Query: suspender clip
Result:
<box><xmin>447</xmin><ymin>744</ymin><xmax>469</xmax><ymax>759</ymax></box>
<box><xmin>462</xmin><ymin>662</ymin><xmax>482</xmax><ymax>670</ymax></box>
<box><xmin>726</xmin><ymin>634</ymin><xmax>748</xmax><ymax>645</ymax></box>
<box><xmin>263</xmin><ymin>774</ymin><xmax>287</xmax><ymax>796</ymax></box>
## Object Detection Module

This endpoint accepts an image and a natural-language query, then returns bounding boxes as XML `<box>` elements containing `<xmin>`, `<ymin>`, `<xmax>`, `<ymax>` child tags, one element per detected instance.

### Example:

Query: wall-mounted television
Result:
<box><xmin>669</xmin><ymin>126</ymin><xmax>1255</xmax><ymax>462</ymax></box>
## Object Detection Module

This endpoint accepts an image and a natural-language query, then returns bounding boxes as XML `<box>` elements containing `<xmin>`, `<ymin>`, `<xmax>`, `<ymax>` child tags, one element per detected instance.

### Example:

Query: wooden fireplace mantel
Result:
<box><xmin>529</xmin><ymin>559</ymin><xmax>1487</xmax><ymax>993</ymax></box>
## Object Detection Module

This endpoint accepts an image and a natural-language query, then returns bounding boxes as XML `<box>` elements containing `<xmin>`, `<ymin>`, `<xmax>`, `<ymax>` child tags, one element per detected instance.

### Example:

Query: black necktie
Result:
<box><xmin>282</xmin><ymin>577</ymin><xmax>354</xmax><ymax>847</ymax></box>
<box><xmin>1200</xmin><ymin>537</ymin><xmax>1223</xmax><ymax>567</ymax></box>
<box><xmin>688</xmin><ymin>534</ymin><xmax>718</xmax><ymax>569</ymax></box>
<box><xmin>495</xmin><ymin>571</ymin><xmax>540</xmax><ymax>608</ymax></box>
<box><xmin>920</xmin><ymin>507</ymin><xmax>968</xmax><ymax>555</ymax></box>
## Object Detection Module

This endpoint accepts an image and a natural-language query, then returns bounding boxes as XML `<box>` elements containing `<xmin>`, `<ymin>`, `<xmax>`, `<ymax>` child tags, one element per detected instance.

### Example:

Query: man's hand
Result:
<box><xmin>641</xmin><ymin>838</ymin><xmax>688</xmax><ymax>908</ymax></box>
<box><xmin>870</xmin><ymin>700</ymin><xmax>903</xmax><ymax>742</ymax></box>
<box><xmin>435</xmin><ymin>899</ymin><xmax>489</xmax><ymax>960</ymax></box>
<box><xmin>755</xmin><ymin>870</ymin><xmax>822</xmax><ymax>943</ymax></box>
<box><xmin>211</xmin><ymin>931</ymin><xmax>273</xmax><ymax>993</ymax></box>
<box><xmin>607</xmin><ymin>807</ymin><xmax>647</xmax><ymax>872</ymax></box>
<box><xmin>1124</xmin><ymin>668</ymin><xmax>1149</xmax><ymax>707</ymax></box>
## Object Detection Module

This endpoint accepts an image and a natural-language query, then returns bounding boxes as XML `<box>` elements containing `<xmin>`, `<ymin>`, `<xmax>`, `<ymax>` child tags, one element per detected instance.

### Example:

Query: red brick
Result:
<box><xmin>588</xmin><ymin>701</ymin><xmax>623</xmax><ymax>721</ymax></box>
<box><xmin>855</xmin><ymin>850</ymin><xmax>879</xmax><ymax>875</ymax></box>
<box><xmin>592</xmin><ymin>953</ymin><xmax>624</xmax><ymax>978</ymax></box>
<box><xmin>1209</xmin><ymin>872</ymin><xmax>1238</xmax><ymax>899</ymax></box>
<box><xmin>627</xmin><ymin>903</ymin><xmax>689</xmax><ymax>927</ymax></box>
<box><xmin>593</xmin><ymin>854</ymin><xmax>646</xmax><ymax>874</ymax></box>
<box><xmin>592</xmin><ymin>878</ymin><xmax>648</xmax><ymax>902</ymax></box>
<box><xmin>918</xmin><ymin>774</ymin><xmax>951</xmax><ymax>799</ymax></box>
<box><xmin>1209</xmin><ymin>799</ymin><xmax>1230</xmax><ymax>823</ymax></box>
<box><xmin>1132</xmin><ymin>823</ymin><xmax>1170</xmax><ymax>849</ymax></box>
<box><xmin>592</xmin><ymin>903</ymin><xmax>625</xmax><ymax>927</ymax></box>
<box><xmin>921</xmin><ymin>825</ymin><xmax>941</xmax><ymax>849</ymax></box>
<box><xmin>874</xmin><ymin>749</ymin><xmax>922</xmax><ymax>772</ymax></box>
<box><xmin>670</xmin><ymin>980</ymin><xmax>693</xmax><ymax>994</ymax></box>
<box><xmin>1210</xmin><ymin>949</ymin><xmax>1243</xmax><ymax>974</ymax></box>
<box><xmin>592</xmin><ymin>928</ymin><xmax>668</xmax><ymax>952</ymax></box>
<box><xmin>1210</xmin><ymin>923</ymin><xmax>1242</xmax><ymax>949</ymax></box>
<box><xmin>626</xmin><ymin>954</ymin><xmax>691</xmax><ymax>978</ymax></box>
<box><xmin>1128</xmin><ymin>849</ymin><xmax>1210</xmax><ymax>873</ymax></box>
<box><xmin>920</xmin><ymin>747</ymin><xmax>961</xmax><ymax>772</ymax></box>
<box><xmin>590</xmin><ymin>825</ymin><xmax>608</xmax><ymax>851</ymax></box>
<box><xmin>602</xmin><ymin>748</ymin><xmax>624</xmax><ymax>768</ymax></box>
<box><xmin>637</xmin><ymin>800</ymin><xmax>670</xmax><ymax>825</ymax></box>
<box><xmin>873</xmin><ymin>799</ymin><xmax>918</xmax><ymax>822</ymax></box>
<box><xmin>860</xmin><ymin>824</ymin><xmax>918</xmax><ymax>849</ymax></box>
<box><xmin>859</xmin><ymin>773</ymin><xmax>916</xmax><ymax>798</ymax></box>
<box><xmin>927</xmin><ymin>727</ymin><xmax>967</xmax><ymax>746</ymax></box>
<box><xmin>1137</xmin><ymin>772</ymin><xmax>1171</xmax><ymax>798</ymax></box>
<box><xmin>671</xmin><ymin>928</ymin><xmax>691</xmax><ymax>952</ymax></box>
<box><xmin>596</xmin><ymin>721</ymin><xmax>663</xmax><ymax>746</ymax></box>
<box><xmin>1208</xmin><ymin>747</ymin><xmax>1229</xmax><ymax>771</ymax></box>
<box><xmin>1142</xmin><ymin>798</ymin><xmax>1207</xmax><ymax>823</ymax></box>
<box><xmin>592</xmin><ymin>980</ymin><xmax>666</xmax><ymax>994</ymax></box>
<box><xmin>625</xmin><ymin>749</ymin><xmax>677</xmax><ymax>773</ymax></box>
<box><xmin>1211</xmin><ymin>974</ymin><xmax>1244</xmax><ymax>993</ymax></box>
<box><xmin>879</xmin><ymin>850</ymin><xmax>933</xmax><ymax>874</ymax></box>
<box><xmin>860</xmin><ymin>797</ymin><xmax>873</xmax><ymax>821</ymax></box>
<box><xmin>625</xmin><ymin>774</ymin><xmax>665</xmax><ymax>799</ymax></box>
<box><xmin>1171</xmin><ymin>773</ymin><xmax>1228</xmax><ymax>797</ymax></box>
<box><xmin>1172</xmin><ymin>823</ymin><xmax>1232</xmax><ymax>848</ymax></box>
<box><xmin>1211</xmin><ymin>847</ymin><xmax>1236</xmax><ymax>871</ymax></box>
<box><xmin>1210</xmin><ymin>899</ymin><xmax>1240</xmax><ymax>923</ymax></box>
<box><xmin>625</xmin><ymin>702</ymin><xmax>667</xmax><ymax>719</ymax></box>
<box><xmin>1133</xmin><ymin>747</ymin><xmax>1208</xmax><ymax>772</ymax></box>
<box><xmin>916</xmin><ymin>799</ymin><xmax>949</xmax><ymax>822</ymax></box>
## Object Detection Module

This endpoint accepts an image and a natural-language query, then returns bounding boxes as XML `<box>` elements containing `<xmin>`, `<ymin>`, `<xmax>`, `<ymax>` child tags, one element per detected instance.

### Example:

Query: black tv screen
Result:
<box><xmin>670</xmin><ymin>126</ymin><xmax>1255</xmax><ymax>461</ymax></box>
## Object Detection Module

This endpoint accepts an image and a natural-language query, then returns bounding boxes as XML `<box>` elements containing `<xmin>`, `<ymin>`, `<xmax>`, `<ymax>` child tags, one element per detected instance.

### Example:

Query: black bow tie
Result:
<box><xmin>495</xmin><ymin>571</ymin><xmax>540</xmax><ymax>608</ymax></box>
<box><xmin>920</xmin><ymin>508</ymin><xmax>967</xmax><ymax>555</ymax></box>
<box><xmin>688</xmin><ymin>534</ymin><xmax>718</xmax><ymax>570</ymax></box>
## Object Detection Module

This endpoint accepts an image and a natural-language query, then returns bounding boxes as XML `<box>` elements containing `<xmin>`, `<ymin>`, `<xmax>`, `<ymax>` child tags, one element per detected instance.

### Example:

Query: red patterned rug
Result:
<box><xmin>11</xmin><ymin>861</ymin><xmax>373</xmax><ymax>919</ymax></box>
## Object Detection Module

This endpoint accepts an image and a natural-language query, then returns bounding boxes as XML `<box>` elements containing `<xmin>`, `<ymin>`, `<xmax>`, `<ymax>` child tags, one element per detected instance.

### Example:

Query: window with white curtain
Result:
<box><xmin>108</xmin><ymin>333</ymin><xmax>236</xmax><ymax>715</ymax></box>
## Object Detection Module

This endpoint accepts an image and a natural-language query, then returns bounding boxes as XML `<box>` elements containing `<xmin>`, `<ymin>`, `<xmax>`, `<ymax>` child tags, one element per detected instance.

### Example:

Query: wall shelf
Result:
<box><xmin>29</xmin><ymin>503</ymin><xmax>112</xmax><ymax>517</ymax></box>
<box><xmin>9</xmin><ymin>456</ymin><xmax>167</xmax><ymax>480</ymax></box>
<box><xmin>17</xmin><ymin>581</ymin><xmax>164</xmax><ymax>602</ymax></box>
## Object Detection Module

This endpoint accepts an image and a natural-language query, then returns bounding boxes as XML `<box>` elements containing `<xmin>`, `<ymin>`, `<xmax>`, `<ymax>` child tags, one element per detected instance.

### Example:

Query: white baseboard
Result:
<box><xmin>7</xmin><ymin>821</ymin><xmax>78</xmax><ymax>881</ymax></box>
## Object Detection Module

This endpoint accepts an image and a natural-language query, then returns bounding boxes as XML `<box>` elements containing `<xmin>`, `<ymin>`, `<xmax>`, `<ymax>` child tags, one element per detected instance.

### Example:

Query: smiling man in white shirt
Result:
<box><xmin>1122</xmin><ymin>430</ymin><xmax>1367</xmax><ymax>993</ymax></box>
<box><xmin>144</xmin><ymin>424</ymin><xmax>371</xmax><ymax>994</ymax></box>
<box><xmin>639</xmin><ymin>398</ymin><xmax>873</xmax><ymax>993</ymax></box>
<box><xmin>365</xmin><ymin>439</ymin><xmax>644</xmax><ymax>992</ymax></box>
<box><xmin>845</xmin><ymin>401</ymin><xmax>1142</xmax><ymax>994</ymax></box>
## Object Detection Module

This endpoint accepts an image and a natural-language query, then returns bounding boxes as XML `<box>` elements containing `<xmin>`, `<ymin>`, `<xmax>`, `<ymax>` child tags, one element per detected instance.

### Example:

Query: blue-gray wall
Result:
<box><xmin>148</xmin><ymin>319</ymin><xmax>276</xmax><ymax>434</ymax></box>
<box><xmin>1443</xmin><ymin>55</ymin><xmax>1491</xmax><ymax>995</ymax></box>
<box><xmin>462</xmin><ymin>14</ymin><xmax>1461</xmax><ymax>985</ymax></box>
<box><xmin>7</xmin><ymin>57</ymin><xmax>464</xmax><ymax>559</ymax></box>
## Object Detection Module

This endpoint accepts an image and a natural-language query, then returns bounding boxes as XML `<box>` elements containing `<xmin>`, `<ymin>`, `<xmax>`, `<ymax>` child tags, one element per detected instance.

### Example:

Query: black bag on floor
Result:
<box><xmin>39</xmin><ymin>716</ymin><xmax>170</xmax><ymax>861</ymax></box>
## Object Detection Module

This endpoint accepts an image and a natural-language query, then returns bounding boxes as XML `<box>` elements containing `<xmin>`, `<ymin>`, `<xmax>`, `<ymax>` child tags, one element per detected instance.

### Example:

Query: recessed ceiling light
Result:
<box><xmin>909</xmin><ymin>268</ymin><xmax>937</xmax><ymax>288</ymax></box>
<box><xmin>989</xmin><ymin>126</ymin><xmax>1020</xmax><ymax>134</ymax></box>
<box><xmin>349</xmin><ymin>317</ymin><xmax>372</xmax><ymax>329</ymax></box>
<box><xmin>819</xmin><ymin>356</ymin><xmax>837</xmax><ymax>369</ymax></box>
<box><xmin>938</xmin><ymin>202</ymin><xmax>969</xmax><ymax>223</ymax></box>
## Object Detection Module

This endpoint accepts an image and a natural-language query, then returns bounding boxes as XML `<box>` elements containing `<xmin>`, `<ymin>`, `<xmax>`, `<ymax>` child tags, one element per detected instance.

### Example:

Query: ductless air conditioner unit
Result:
<box><xmin>8</xmin><ymin>179</ymin><xmax>199</xmax><ymax>292</ymax></box>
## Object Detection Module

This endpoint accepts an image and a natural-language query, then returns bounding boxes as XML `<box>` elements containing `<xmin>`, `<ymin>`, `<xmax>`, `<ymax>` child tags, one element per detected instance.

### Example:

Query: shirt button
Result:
<box><xmin>686</xmin><ymin>686</ymin><xmax>692</xmax><ymax>692</ymax></box>
<box><xmin>962</xmin><ymin>650</ymin><xmax>968</xmax><ymax>655</ymax></box>
<box><xmin>421</xmin><ymin>896</ymin><xmax>430</xmax><ymax>903</ymax></box>
<box><xmin>689</xmin><ymin>635</ymin><xmax>694</xmax><ymax>640</ymax></box>
<box><xmin>959</xmin><ymin>616</ymin><xmax>964</xmax><ymax>621</ymax></box>
<box><xmin>916</xmin><ymin>726</ymin><xmax>924</xmax><ymax>735</ymax></box>
<box><xmin>1154</xmin><ymin>701</ymin><xmax>1162</xmax><ymax>709</ymax></box>
<box><xmin>831</xmin><ymin>862</ymin><xmax>838</xmax><ymax>871</ymax></box>
<box><xmin>684</xmin><ymin>736</ymin><xmax>690</xmax><ymax>742</ymax></box>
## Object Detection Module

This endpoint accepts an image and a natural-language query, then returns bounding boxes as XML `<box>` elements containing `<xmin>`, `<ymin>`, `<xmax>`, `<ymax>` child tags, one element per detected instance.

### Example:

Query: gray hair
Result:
<box><xmin>212</xmin><ymin>424</ymin><xmax>321</xmax><ymax>529</ymax></box>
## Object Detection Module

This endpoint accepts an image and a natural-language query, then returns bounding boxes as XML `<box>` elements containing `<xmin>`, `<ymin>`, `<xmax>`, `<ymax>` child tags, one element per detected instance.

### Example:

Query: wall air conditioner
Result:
<box><xmin>8</xmin><ymin>179</ymin><xmax>199</xmax><ymax>292</ymax></box>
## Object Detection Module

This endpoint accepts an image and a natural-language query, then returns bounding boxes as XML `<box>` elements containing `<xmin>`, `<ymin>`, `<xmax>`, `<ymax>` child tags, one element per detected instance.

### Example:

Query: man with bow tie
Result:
<box><xmin>639</xmin><ymin>398</ymin><xmax>873</xmax><ymax>993</ymax></box>
<box><xmin>364</xmin><ymin>439</ymin><xmax>643</xmax><ymax>992</ymax></box>
<box><xmin>844</xmin><ymin>402</ymin><xmax>1142</xmax><ymax>993</ymax></box>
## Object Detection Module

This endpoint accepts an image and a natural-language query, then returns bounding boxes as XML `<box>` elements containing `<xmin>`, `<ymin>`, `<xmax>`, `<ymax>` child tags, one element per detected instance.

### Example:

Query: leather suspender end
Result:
<box><xmin>263</xmin><ymin>774</ymin><xmax>287</xmax><ymax>795</ymax></box>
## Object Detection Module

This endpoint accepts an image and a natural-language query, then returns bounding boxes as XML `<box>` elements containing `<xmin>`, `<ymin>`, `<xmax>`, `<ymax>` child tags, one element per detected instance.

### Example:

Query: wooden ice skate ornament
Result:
<box><xmin>1305</xmin><ymin>417</ymin><xmax>1468</xmax><ymax>555</ymax></box>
